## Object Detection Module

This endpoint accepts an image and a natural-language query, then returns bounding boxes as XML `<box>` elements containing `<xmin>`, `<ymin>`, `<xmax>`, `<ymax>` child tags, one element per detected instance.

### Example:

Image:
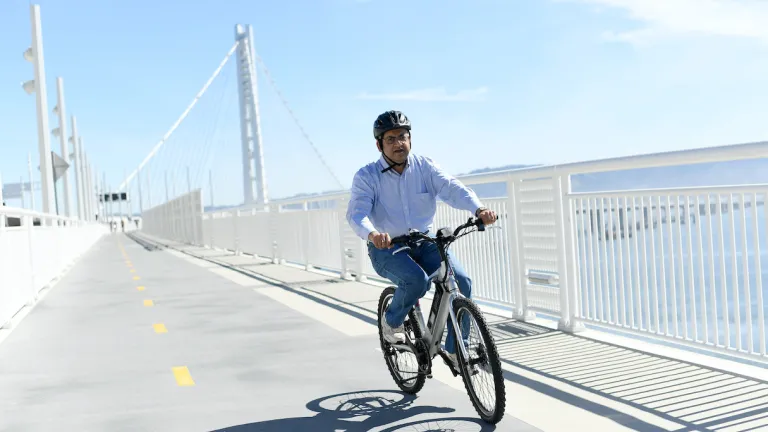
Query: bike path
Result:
<box><xmin>152</xmin><ymin>235</ymin><xmax>768</xmax><ymax>432</ymax></box>
<box><xmin>0</xmin><ymin>233</ymin><xmax>539</xmax><ymax>432</ymax></box>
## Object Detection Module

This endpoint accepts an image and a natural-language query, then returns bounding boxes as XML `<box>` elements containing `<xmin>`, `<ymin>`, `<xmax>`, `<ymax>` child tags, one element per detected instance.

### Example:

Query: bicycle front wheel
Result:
<box><xmin>451</xmin><ymin>297</ymin><xmax>506</xmax><ymax>424</ymax></box>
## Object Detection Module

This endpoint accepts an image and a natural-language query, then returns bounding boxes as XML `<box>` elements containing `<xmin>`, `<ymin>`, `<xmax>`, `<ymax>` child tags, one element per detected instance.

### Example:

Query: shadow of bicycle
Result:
<box><xmin>210</xmin><ymin>389</ymin><xmax>496</xmax><ymax>431</ymax></box>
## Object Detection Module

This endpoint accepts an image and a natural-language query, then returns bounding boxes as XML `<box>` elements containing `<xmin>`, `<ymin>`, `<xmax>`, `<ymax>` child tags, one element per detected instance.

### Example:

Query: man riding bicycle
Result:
<box><xmin>346</xmin><ymin>110</ymin><xmax>498</xmax><ymax>369</ymax></box>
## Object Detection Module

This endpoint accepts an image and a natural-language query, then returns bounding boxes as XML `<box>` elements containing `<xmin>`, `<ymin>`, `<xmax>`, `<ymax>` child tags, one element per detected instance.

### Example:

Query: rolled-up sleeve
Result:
<box><xmin>424</xmin><ymin>157</ymin><xmax>483</xmax><ymax>213</ymax></box>
<box><xmin>346</xmin><ymin>169</ymin><xmax>378</xmax><ymax>240</ymax></box>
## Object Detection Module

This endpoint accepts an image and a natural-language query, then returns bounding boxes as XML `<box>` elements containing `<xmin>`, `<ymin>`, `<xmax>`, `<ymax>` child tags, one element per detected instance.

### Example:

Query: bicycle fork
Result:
<box><xmin>447</xmin><ymin>291</ymin><xmax>471</xmax><ymax>363</ymax></box>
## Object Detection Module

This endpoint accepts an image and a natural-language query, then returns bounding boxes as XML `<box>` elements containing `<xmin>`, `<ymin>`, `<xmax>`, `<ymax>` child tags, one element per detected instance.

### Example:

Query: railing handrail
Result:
<box><xmin>226</xmin><ymin>140</ymin><xmax>768</xmax><ymax>210</ymax></box>
<box><xmin>455</xmin><ymin>140</ymin><xmax>768</xmax><ymax>184</ymax></box>
<box><xmin>515</xmin><ymin>140</ymin><xmax>768</xmax><ymax>177</ymax></box>
<box><xmin>0</xmin><ymin>205</ymin><xmax>84</xmax><ymax>222</ymax></box>
<box><xmin>569</xmin><ymin>183</ymin><xmax>768</xmax><ymax>199</ymax></box>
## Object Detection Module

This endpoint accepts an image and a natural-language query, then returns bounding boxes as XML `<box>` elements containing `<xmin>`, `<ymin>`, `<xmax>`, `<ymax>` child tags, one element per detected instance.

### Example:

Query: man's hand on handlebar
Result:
<box><xmin>368</xmin><ymin>231</ymin><xmax>392</xmax><ymax>249</ymax></box>
<box><xmin>476</xmin><ymin>208</ymin><xmax>498</xmax><ymax>225</ymax></box>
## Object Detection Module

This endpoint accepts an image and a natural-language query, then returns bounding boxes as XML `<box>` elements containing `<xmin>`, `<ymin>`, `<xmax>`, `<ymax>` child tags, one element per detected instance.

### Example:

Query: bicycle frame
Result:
<box><xmin>388</xmin><ymin>224</ymin><xmax>478</xmax><ymax>363</ymax></box>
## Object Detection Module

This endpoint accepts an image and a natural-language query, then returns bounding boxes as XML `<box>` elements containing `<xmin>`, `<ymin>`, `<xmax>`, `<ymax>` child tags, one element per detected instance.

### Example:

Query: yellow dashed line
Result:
<box><xmin>172</xmin><ymin>367</ymin><xmax>195</xmax><ymax>386</ymax></box>
<box><xmin>120</xmin><ymin>239</ymin><xmax>192</xmax><ymax>390</ymax></box>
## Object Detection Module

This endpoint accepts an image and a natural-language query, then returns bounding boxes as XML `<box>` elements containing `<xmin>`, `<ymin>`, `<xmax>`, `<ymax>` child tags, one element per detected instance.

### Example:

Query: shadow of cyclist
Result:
<box><xmin>210</xmin><ymin>389</ymin><xmax>495</xmax><ymax>431</ymax></box>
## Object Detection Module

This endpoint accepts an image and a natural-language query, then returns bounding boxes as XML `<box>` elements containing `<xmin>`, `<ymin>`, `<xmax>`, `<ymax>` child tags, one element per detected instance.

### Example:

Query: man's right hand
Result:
<box><xmin>368</xmin><ymin>231</ymin><xmax>392</xmax><ymax>249</ymax></box>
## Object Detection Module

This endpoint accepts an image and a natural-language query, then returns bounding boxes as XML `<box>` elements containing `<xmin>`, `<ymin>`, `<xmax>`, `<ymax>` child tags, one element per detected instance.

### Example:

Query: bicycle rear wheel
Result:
<box><xmin>451</xmin><ymin>297</ymin><xmax>506</xmax><ymax>424</ymax></box>
<box><xmin>377</xmin><ymin>286</ymin><xmax>426</xmax><ymax>394</ymax></box>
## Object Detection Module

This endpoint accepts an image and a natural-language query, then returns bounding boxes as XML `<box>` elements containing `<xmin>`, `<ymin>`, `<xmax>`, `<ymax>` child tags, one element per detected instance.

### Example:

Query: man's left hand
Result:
<box><xmin>477</xmin><ymin>208</ymin><xmax>497</xmax><ymax>225</ymax></box>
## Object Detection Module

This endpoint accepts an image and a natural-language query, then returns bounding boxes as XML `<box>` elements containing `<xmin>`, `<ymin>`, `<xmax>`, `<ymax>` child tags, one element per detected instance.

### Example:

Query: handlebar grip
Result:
<box><xmin>390</xmin><ymin>235</ymin><xmax>409</xmax><ymax>244</ymax></box>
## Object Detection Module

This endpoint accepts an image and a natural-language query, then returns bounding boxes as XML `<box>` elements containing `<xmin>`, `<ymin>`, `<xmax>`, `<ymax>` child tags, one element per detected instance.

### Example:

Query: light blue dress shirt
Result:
<box><xmin>346</xmin><ymin>153</ymin><xmax>484</xmax><ymax>240</ymax></box>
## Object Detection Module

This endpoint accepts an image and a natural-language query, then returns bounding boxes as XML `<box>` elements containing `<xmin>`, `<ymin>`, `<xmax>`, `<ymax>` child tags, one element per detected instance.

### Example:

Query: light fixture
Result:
<box><xmin>51</xmin><ymin>127</ymin><xmax>60</xmax><ymax>137</ymax></box>
<box><xmin>22</xmin><ymin>80</ymin><xmax>35</xmax><ymax>95</ymax></box>
<box><xmin>23</xmin><ymin>47</ymin><xmax>33</xmax><ymax>62</ymax></box>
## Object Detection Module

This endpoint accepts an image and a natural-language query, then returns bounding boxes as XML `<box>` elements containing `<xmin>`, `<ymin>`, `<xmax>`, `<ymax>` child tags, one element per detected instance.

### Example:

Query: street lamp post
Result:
<box><xmin>21</xmin><ymin>4</ymin><xmax>55</xmax><ymax>216</ymax></box>
<box><xmin>69</xmin><ymin>116</ymin><xmax>83</xmax><ymax>220</ymax></box>
<box><xmin>52</xmin><ymin>77</ymin><xmax>73</xmax><ymax>217</ymax></box>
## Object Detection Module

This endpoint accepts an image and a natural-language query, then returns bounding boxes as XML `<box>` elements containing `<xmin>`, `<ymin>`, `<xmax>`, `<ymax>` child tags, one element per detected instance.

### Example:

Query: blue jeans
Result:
<box><xmin>367</xmin><ymin>238</ymin><xmax>471</xmax><ymax>354</ymax></box>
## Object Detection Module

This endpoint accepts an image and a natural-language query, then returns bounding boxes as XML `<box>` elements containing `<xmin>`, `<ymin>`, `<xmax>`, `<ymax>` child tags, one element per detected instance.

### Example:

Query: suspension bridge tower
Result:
<box><xmin>235</xmin><ymin>24</ymin><xmax>267</xmax><ymax>207</ymax></box>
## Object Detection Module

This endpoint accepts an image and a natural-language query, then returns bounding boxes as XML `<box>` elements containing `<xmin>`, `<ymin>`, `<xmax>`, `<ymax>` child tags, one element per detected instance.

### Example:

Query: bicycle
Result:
<box><xmin>376</xmin><ymin>217</ymin><xmax>506</xmax><ymax>424</ymax></box>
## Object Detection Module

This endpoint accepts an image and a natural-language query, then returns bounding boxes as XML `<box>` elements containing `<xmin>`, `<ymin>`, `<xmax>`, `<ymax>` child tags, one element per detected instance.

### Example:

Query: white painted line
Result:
<box><xmin>256</xmin><ymin>286</ymin><xmax>378</xmax><ymax>337</ymax></box>
<box><xmin>163</xmin><ymin>249</ymin><xmax>212</xmax><ymax>266</ymax></box>
<box><xmin>292</xmin><ymin>285</ymin><xmax>378</xmax><ymax>321</ymax></box>
<box><xmin>207</xmin><ymin>267</ymin><xmax>269</xmax><ymax>287</ymax></box>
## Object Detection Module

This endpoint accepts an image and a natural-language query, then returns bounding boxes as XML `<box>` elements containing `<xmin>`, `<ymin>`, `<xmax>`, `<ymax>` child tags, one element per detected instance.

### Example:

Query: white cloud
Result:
<box><xmin>568</xmin><ymin>0</ymin><xmax>768</xmax><ymax>45</ymax></box>
<box><xmin>356</xmin><ymin>86</ymin><xmax>489</xmax><ymax>102</ymax></box>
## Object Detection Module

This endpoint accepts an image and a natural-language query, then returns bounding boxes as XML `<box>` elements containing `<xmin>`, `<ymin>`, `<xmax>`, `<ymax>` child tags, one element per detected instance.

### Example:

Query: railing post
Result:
<box><xmin>509</xmin><ymin>179</ymin><xmax>534</xmax><ymax>321</ymax></box>
<box><xmin>189</xmin><ymin>192</ymin><xmax>198</xmax><ymax>246</ymax></box>
<box><xmin>188</xmin><ymin>192</ymin><xmax>197</xmax><ymax>245</ymax></box>
<box><xmin>180</xmin><ymin>194</ymin><xmax>187</xmax><ymax>243</ymax></box>
<box><xmin>189</xmin><ymin>193</ymin><xmax>195</xmax><ymax>245</ymax></box>
<box><xmin>55</xmin><ymin>216</ymin><xmax>63</xmax><ymax>273</ymax></box>
<box><xmin>303</xmin><ymin>201</ymin><xmax>311</xmax><ymax>270</ymax></box>
<box><xmin>355</xmin><ymin>238</ymin><xmax>367</xmax><ymax>282</ymax></box>
<box><xmin>0</xmin><ymin>207</ymin><xmax>8</xmax><ymax>330</ymax></box>
<box><xmin>233</xmin><ymin>208</ymin><xmax>241</xmax><ymax>255</ymax></box>
<box><xmin>208</xmin><ymin>213</ymin><xmax>215</xmax><ymax>248</ymax></box>
<box><xmin>564</xmin><ymin>175</ymin><xmax>585</xmax><ymax>333</ymax></box>
<box><xmin>198</xmin><ymin>192</ymin><xmax>204</xmax><ymax>246</ymax></box>
<box><xmin>269</xmin><ymin>204</ymin><xmax>281</xmax><ymax>264</ymax></box>
<box><xmin>552</xmin><ymin>174</ymin><xmax>570</xmax><ymax>329</ymax></box>
<box><xmin>26</xmin><ymin>215</ymin><xmax>37</xmax><ymax>306</ymax></box>
<box><xmin>553</xmin><ymin>174</ymin><xmax>585</xmax><ymax>333</ymax></box>
<box><xmin>337</xmin><ymin>198</ymin><xmax>352</xmax><ymax>280</ymax></box>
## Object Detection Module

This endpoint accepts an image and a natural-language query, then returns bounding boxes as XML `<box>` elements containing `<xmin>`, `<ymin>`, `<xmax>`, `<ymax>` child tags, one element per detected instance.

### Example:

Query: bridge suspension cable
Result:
<box><xmin>251</xmin><ymin>48</ymin><xmax>344</xmax><ymax>190</ymax></box>
<box><xmin>118</xmin><ymin>41</ymin><xmax>239</xmax><ymax>192</ymax></box>
<box><xmin>120</xmin><ymin>29</ymin><xmax>346</xmax><ymax>210</ymax></box>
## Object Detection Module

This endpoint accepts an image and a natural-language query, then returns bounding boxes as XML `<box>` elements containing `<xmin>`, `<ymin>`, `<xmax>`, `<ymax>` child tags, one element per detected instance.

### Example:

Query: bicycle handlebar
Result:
<box><xmin>389</xmin><ymin>217</ymin><xmax>485</xmax><ymax>246</ymax></box>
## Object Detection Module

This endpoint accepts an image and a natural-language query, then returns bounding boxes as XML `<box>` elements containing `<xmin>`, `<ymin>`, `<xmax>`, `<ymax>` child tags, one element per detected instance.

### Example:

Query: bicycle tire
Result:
<box><xmin>452</xmin><ymin>297</ymin><xmax>506</xmax><ymax>424</ymax></box>
<box><xmin>377</xmin><ymin>286</ymin><xmax>426</xmax><ymax>394</ymax></box>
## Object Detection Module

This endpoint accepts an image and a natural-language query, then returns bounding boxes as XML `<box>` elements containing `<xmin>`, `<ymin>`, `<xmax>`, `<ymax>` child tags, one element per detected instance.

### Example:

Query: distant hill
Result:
<box><xmin>459</xmin><ymin>164</ymin><xmax>540</xmax><ymax>176</ymax></box>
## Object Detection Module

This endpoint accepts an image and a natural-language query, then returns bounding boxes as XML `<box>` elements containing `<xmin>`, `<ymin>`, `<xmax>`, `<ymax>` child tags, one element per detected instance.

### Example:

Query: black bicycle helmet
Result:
<box><xmin>373</xmin><ymin>110</ymin><xmax>411</xmax><ymax>139</ymax></box>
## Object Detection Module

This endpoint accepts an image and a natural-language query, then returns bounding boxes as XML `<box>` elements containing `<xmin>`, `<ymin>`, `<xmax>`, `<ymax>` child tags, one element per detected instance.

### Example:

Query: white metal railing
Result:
<box><xmin>141</xmin><ymin>189</ymin><xmax>204</xmax><ymax>244</ymax></box>
<box><xmin>571</xmin><ymin>185</ymin><xmax>768</xmax><ymax>360</ymax></box>
<box><xmin>144</xmin><ymin>140</ymin><xmax>768</xmax><ymax>364</ymax></box>
<box><xmin>0</xmin><ymin>206</ymin><xmax>107</xmax><ymax>329</ymax></box>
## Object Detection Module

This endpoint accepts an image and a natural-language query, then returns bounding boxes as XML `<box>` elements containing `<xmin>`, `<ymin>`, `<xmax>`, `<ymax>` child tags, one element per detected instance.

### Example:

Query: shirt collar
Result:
<box><xmin>378</xmin><ymin>153</ymin><xmax>411</xmax><ymax>174</ymax></box>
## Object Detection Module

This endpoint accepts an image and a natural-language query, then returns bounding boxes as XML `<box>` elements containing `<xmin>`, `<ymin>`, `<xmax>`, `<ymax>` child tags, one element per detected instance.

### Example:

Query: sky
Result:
<box><xmin>2</xmin><ymin>0</ymin><xmax>768</xmax><ymax>212</ymax></box>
